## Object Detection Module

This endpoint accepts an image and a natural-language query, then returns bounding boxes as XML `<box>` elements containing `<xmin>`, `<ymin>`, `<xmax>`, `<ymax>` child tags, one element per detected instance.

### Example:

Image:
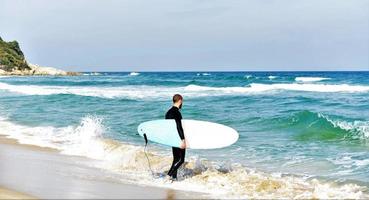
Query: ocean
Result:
<box><xmin>0</xmin><ymin>71</ymin><xmax>368</xmax><ymax>198</ymax></box>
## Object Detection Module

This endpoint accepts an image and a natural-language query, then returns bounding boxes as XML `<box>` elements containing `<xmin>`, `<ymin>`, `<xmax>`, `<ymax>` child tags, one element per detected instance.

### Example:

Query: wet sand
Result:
<box><xmin>0</xmin><ymin>136</ymin><xmax>202</xmax><ymax>199</ymax></box>
<box><xmin>0</xmin><ymin>187</ymin><xmax>36</xmax><ymax>199</ymax></box>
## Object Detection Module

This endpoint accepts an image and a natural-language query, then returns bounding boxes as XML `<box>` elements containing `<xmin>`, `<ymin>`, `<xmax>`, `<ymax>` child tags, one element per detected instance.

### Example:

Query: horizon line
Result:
<box><xmin>75</xmin><ymin>70</ymin><xmax>369</xmax><ymax>73</ymax></box>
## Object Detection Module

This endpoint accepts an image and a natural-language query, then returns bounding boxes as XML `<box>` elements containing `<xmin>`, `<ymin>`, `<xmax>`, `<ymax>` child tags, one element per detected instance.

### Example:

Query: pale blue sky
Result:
<box><xmin>0</xmin><ymin>0</ymin><xmax>368</xmax><ymax>71</ymax></box>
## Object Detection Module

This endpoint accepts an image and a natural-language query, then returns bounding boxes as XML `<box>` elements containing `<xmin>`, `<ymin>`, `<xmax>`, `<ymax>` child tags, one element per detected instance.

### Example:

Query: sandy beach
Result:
<box><xmin>0</xmin><ymin>136</ymin><xmax>201</xmax><ymax>199</ymax></box>
<box><xmin>0</xmin><ymin>187</ymin><xmax>36</xmax><ymax>199</ymax></box>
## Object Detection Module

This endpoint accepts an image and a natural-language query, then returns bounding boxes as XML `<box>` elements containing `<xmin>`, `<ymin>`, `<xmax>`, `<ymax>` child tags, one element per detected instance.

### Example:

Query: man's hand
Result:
<box><xmin>180</xmin><ymin>140</ymin><xmax>186</xmax><ymax>149</ymax></box>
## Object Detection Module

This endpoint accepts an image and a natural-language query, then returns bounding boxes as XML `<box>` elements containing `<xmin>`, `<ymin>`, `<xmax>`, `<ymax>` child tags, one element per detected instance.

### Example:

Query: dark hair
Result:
<box><xmin>172</xmin><ymin>94</ymin><xmax>183</xmax><ymax>103</ymax></box>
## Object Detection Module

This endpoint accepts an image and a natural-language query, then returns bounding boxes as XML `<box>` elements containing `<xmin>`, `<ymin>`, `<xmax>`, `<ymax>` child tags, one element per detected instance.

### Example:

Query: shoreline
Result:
<box><xmin>0</xmin><ymin>105</ymin><xmax>368</xmax><ymax>199</ymax></box>
<box><xmin>0</xmin><ymin>186</ymin><xmax>36</xmax><ymax>199</ymax></box>
<box><xmin>0</xmin><ymin>135</ymin><xmax>203</xmax><ymax>199</ymax></box>
<box><xmin>0</xmin><ymin>135</ymin><xmax>59</xmax><ymax>152</ymax></box>
<box><xmin>1</xmin><ymin>132</ymin><xmax>368</xmax><ymax>199</ymax></box>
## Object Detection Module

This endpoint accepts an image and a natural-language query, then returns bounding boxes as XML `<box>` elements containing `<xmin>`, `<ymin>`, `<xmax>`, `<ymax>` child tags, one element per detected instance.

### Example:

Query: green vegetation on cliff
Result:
<box><xmin>0</xmin><ymin>37</ymin><xmax>31</xmax><ymax>71</ymax></box>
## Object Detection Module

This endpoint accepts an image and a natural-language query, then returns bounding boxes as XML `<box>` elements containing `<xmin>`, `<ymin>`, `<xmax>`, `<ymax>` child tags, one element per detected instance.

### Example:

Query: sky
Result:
<box><xmin>0</xmin><ymin>0</ymin><xmax>368</xmax><ymax>71</ymax></box>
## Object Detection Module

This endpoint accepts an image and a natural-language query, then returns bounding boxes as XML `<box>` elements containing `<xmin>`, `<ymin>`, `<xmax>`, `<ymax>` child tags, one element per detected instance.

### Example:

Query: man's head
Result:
<box><xmin>172</xmin><ymin>94</ymin><xmax>183</xmax><ymax>109</ymax></box>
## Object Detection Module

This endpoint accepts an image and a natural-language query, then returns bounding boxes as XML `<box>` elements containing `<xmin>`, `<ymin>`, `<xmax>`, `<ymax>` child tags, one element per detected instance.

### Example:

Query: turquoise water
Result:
<box><xmin>0</xmin><ymin>71</ymin><xmax>368</xmax><ymax>197</ymax></box>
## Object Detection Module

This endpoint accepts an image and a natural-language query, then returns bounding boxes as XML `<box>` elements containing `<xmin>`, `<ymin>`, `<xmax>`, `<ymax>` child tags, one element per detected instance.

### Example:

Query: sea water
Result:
<box><xmin>0</xmin><ymin>71</ymin><xmax>368</xmax><ymax>198</ymax></box>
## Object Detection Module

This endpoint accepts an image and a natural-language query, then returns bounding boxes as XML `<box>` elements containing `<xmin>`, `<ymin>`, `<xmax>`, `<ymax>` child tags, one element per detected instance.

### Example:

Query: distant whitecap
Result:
<box><xmin>295</xmin><ymin>77</ymin><xmax>330</xmax><ymax>82</ymax></box>
<box><xmin>129</xmin><ymin>72</ymin><xmax>140</xmax><ymax>76</ymax></box>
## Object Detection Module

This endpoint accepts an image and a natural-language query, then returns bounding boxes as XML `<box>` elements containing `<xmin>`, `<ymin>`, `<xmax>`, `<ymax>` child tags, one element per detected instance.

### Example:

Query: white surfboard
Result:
<box><xmin>137</xmin><ymin>119</ymin><xmax>239</xmax><ymax>149</ymax></box>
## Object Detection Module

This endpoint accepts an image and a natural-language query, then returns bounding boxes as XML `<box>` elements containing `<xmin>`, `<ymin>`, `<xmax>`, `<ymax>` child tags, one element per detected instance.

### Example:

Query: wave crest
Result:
<box><xmin>0</xmin><ymin>82</ymin><xmax>178</xmax><ymax>99</ymax></box>
<box><xmin>286</xmin><ymin>111</ymin><xmax>369</xmax><ymax>141</ymax></box>
<box><xmin>318</xmin><ymin>113</ymin><xmax>369</xmax><ymax>140</ymax></box>
<box><xmin>185</xmin><ymin>83</ymin><xmax>369</xmax><ymax>93</ymax></box>
<box><xmin>295</xmin><ymin>77</ymin><xmax>331</xmax><ymax>82</ymax></box>
<box><xmin>0</xmin><ymin>82</ymin><xmax>368</xmax><ymax>100</ymax></box>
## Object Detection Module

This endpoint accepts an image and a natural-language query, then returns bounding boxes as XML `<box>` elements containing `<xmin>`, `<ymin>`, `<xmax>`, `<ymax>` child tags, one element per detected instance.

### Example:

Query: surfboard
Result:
<box><xmin>137</xmin><ymin>119</ymin><xmax>239</xmax><ymax>149</ymax></box>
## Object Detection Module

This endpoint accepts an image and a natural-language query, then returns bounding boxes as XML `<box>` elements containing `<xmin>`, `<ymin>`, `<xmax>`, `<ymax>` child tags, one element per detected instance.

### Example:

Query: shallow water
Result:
<box><xmin>0</xmin><ymin>71</ymin><xmax>368</xmax><ymax>198</ymax></box>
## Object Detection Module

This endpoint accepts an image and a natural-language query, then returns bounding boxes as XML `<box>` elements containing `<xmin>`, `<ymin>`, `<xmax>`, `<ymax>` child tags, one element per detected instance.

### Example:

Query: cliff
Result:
<box><xmin>0</xmin><ymin>37</ymin><xmax>79</xmax><ymax>76</ymax></box>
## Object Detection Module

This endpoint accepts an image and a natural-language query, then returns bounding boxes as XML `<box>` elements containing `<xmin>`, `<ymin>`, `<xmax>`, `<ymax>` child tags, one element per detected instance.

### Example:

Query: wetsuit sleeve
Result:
<box><xmin>175</xmin><ymin>112</ymin><xmax>185</xmax><ymax>140</ymax></box>
<box><xmin>175</xmin><ymin>118</ymin><xmax>185</xmax><ymax>140</ymax></box>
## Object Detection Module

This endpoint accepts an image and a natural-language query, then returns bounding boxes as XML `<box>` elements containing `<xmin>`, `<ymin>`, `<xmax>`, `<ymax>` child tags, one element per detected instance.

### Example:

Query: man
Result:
<box><xmin>165</xmin><ymin>94</ymin><xmax>186</xmax><ymax>181</ymax></box>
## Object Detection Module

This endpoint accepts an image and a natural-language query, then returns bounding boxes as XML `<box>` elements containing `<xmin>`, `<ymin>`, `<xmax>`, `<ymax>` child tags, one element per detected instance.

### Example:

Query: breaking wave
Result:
<box><xmin>295</xmin><ymin>77</ymin><xmax>331</xmax><ymax>82</ymax></box>
<box><xmin>0</xmin><ymin>82</ymin><xmax>179</xmax><ymax>99</ymax></box>
<box><xmin>83</xmin><ymin>72</ymin><xmax>102</xmax><ymax>76</ymax></box>
<box><xmin>0</xmin><ymin>115</ymin><xmax>367</xmax><ymax>199</ymax></box>
<box><xmin>285</xmin><ymin>111</ymin><xmax>369</xmax><ymax>141</ymax></box>
<box><xmin>0</xmin><ymin>82</ymin><xmax>368</xmax><ymax>100</ymax></box>
<box><xmin>129</xmin><ymin>72</ymin><xmax>140</xmax><ymax>76</ymax></box>
<box><xmin>185</xmin><ymin>83</ymin><xmax>369</xmax><ymax>93</ymax></box>
<box><xmin>197</xmin><ymin>73</ymin><xmax>211</xmax><ymax>76</ymax></box>
<box><xmin>0</xmin><ymin>83</ymin><xmax>369</xmax><ymax>100</ymax></box>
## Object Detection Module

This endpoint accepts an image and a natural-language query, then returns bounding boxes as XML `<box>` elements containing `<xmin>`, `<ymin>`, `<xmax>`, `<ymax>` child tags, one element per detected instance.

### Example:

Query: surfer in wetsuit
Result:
<box><xmin>166</xmin><ymin>94</ymin><xmax>186</xmax><ymax>181</ymax></box>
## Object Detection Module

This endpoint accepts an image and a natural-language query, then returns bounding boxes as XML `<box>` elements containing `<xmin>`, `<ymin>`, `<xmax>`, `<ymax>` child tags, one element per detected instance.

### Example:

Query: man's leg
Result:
<box><xmin>168</xmin><ymin>147</ymin><xmax>180</xmax><ymax>177</ymax></box>
<box><xmin>169</xmin><ymin>148</ymin><xmax>186</xmax><ymax>179</ymax></box>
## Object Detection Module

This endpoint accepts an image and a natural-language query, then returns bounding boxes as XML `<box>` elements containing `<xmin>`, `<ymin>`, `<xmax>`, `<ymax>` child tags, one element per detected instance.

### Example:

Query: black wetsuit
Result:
<box><xmin>165</xmin><ymin>106</ymin><xmax>185</xmax><ymax>179</ymax></box>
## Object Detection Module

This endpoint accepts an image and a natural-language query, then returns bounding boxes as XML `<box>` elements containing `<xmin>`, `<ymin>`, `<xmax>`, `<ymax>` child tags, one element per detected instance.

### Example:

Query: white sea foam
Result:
<box><xmin>268</xmin><ymin>75</ymin><xmax>277</xmax><ymax>80</ymax></box>
<box><xmin>295</xmin><ymin>77</ymin><xmax>331</xmax><ymax>82</ymax></box>
<box><xmin>196</xmin><ymin>73</ymin><xmax>211</xmax><ymax>76</ymax></box>
<box><xmin>244</xmin><ymin>74</ymin><xmax>252</xmax><ymax>79</ymax></box>
<box><xmin>316</xmin><ymin>113</ymin><xmax>369</xmax><ymax>173</ymax></box>
<box><xmin>185</xmin><ymin>83</ymin><xmax>369</xmax><ymax>93</ymax></box>
<box><xmin>333</xmin><ymin>120</ymin><xmax>369</xmax><ymax>139</ymax></box>
<box><xmin>83</xmin><ymin>72</ymin><xmax>101</xmax><ymax>76</ymax></box>
<box><xmin>0</xmin><ymin>82</ymin><xmax>368</xmax><ymax>100</ymax></box>
<box><xmin>0</xmin><ymin>115</ymin><xmax>367</xmax><ymax>198</ymax></box>
<box><xmin>318</xmin><ymin>113</ymin><xmax>369</xmax><ymax>139</ymax></box>
<box><xmin>0</xmin><ymin>82</ymin><xmax>181</xmax><ymax>99</ymax></box>
<box><xmin>0</xmin><ymin>115</ymin><xmax>103</xmax><ymax>152</ymax></box>
<box><xmin>327</xmin><ymin>151</ymin><xmax>369</xmax><ymax>178</ymax></box>
<box><xmin>129</xmin><ymin>72</ymin><xmax>140</xmax><ymax>76</ymax></box>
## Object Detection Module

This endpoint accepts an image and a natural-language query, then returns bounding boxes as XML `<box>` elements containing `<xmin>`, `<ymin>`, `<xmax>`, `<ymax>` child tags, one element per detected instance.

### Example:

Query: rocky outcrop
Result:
<box><xmin>0</xmin><ymin>63</ymin><xmax>79</xmax><ymax>76</ymax></box>
<box><xmin>0</xmin><ymin>37</ymin><xmax>79</xmax><ymax>76</ymax></box>
<box><xmin>0</xmin><ymin>37</ymin><xmax>30</xmax><ymax>72</ymax></box>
